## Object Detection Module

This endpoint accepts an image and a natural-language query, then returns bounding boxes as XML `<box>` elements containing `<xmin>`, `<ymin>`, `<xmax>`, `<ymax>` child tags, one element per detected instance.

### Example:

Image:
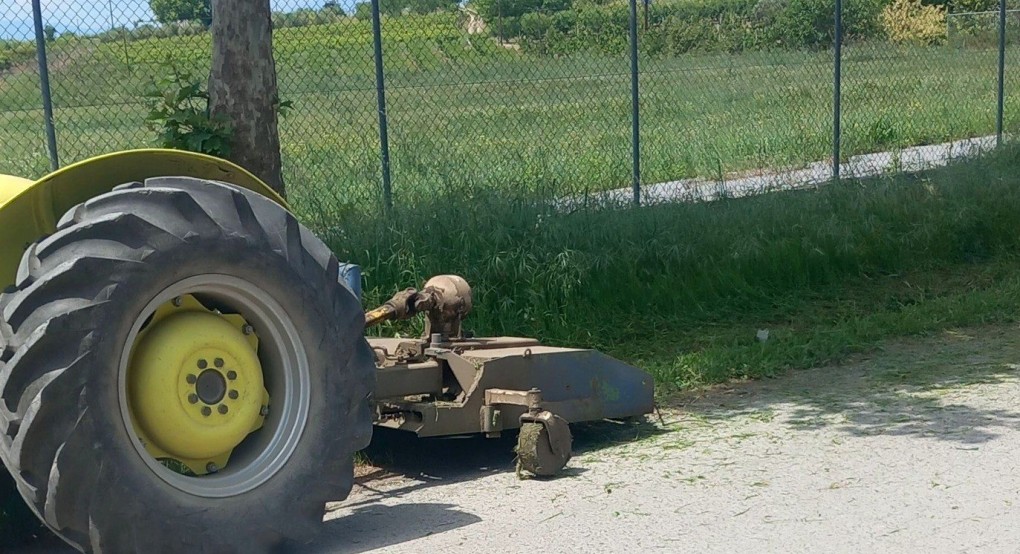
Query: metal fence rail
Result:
<box><xmin>0</xmin><ymin>0</ymin><xmax>1016</xmax><ymax>217</ymax></box>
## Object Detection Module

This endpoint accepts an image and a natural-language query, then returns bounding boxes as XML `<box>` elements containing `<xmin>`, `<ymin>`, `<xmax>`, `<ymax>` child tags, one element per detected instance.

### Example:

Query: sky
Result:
<box><xmin>1</xmin><ymin>0</ymin><xmax>365</xmax><ymax>40</ymax></box>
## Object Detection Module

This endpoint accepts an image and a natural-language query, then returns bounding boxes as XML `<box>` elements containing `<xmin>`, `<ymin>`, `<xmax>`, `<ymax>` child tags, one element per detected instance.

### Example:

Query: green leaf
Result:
<box><xmin>145</xmin><ymin>58</ymin><xmax>232</xmax><ymax>156</ymax></box>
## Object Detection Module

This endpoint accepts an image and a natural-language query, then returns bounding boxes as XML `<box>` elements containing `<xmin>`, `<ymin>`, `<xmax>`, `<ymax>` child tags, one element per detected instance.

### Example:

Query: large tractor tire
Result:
<box><xmin>0</xmin><ymin>177</ymin><xmax>375</xmax><ymax>553</ymax></box>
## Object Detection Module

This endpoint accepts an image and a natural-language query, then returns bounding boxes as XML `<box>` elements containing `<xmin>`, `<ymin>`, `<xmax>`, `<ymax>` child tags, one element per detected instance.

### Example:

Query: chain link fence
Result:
<box><xmin>1</xmin><ymin>0</ymin><xmax>1016</xmax><ymax>218</ymax></box>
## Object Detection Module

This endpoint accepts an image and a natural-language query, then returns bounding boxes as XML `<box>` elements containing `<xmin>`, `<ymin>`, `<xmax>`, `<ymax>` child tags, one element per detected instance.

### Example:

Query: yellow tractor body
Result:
<box><xmin>0</xmin><ymin>149</ymin><xmax>285</xmax><ymax>287</ymax></box>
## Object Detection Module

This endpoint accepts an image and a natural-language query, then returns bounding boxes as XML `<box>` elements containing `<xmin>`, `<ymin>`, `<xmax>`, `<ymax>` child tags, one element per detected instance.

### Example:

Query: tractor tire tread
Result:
<box><xmin>0</xmin><ymin>177</ymin><xmax>374</xmax><ymax>553</ymax></box>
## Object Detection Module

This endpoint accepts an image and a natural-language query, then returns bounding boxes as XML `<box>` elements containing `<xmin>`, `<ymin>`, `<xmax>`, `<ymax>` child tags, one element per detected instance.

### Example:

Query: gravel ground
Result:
<box><xmin>312</xmin><ymin>324</ymin><xmax>1020</xmax><ymax>553</ymax></box>
<box><xmin>17</xmin><ymin>324</ymin><xmax>1020</xmax><ymax>553</ymax></box>
<box><xmin>561</xmin><ymin>136</ymin><xmax>997</xmax><ymax>208</ymax></box>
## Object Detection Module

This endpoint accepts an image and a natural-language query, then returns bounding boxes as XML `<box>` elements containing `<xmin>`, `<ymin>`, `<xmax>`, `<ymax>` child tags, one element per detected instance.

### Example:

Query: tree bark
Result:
<box><xmin>209</xmin><ymin>0</ymin><xmax>286</xmax><ymax>197</ymax></box>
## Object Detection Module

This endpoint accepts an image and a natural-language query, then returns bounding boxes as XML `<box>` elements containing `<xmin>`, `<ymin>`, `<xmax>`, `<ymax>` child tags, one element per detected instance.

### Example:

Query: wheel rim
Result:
<box><xmin>128</xmin><ymin>294</ymin><xmax>270</xmax><ymax>476</ymax></box>
<box><xmin>118</xmin><ymin>275</ymin><xmax>311</xmax><ymax>498</ymax></box>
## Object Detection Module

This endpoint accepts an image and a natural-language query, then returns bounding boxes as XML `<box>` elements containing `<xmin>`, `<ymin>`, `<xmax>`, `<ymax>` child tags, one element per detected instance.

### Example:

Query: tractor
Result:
<box><xmin>0</xmin><ymin>150</ymin><xmax>654</xmax><ymax>553</ymax></box>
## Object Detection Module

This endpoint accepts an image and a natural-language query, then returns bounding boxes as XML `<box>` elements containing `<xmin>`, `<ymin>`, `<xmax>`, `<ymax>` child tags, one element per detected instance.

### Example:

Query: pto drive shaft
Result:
<box><xmin>363</xmin><ymin>275</ymin><xmax>473</xmax><ymax>340</ymax></box>
<box><xmin>364</xmin><ymin>288</ymin><xmax>421</xmax><ymax>328</ymax></box>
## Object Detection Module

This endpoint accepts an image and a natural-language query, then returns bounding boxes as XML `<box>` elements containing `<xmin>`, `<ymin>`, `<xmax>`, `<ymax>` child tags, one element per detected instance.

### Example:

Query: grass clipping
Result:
<box><xmin>515</xmin><ymin>423</ymin><xmax>547</xmax><ymax>479</ymax></box>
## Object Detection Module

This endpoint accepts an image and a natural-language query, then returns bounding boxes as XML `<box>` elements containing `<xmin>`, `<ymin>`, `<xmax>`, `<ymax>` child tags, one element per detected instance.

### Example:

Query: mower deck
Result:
<box><xmin>369</xmin><ymin>335</ymin><xmax>655</xmax><ymax>438</ymax></box>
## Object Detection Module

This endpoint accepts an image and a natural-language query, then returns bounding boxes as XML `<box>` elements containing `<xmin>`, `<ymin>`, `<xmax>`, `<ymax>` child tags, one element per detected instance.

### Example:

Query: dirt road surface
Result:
<box><xmin>19</xmin><ymin>325</ymin><xmax>1020</xmax><ymax>553</ymax></box>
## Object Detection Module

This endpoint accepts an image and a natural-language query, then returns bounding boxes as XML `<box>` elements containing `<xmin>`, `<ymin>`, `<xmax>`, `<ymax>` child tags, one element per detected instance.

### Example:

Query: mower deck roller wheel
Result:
<box><xmin>516</xmin><ymin>420</ymin><xmax>572</xmax><ymax>478</ymax></box>
<box><xmin>0</xmin><ymin>177</ymin><xmax>374</xmax><ymax>553</ymax></box>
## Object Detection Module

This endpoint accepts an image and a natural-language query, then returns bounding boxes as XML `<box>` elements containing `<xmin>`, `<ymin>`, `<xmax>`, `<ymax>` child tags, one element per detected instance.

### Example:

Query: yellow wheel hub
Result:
<box><xmin>127</xmin><ymin>295</ymin><xmax>270</xmax><ymax>475</ymax></box>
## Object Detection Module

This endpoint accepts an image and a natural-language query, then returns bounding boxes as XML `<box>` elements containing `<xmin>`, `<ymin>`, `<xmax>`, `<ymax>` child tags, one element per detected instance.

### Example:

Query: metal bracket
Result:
<box><xmin>482</xmin><ymin>387</ymin><xmax>546</xmax><ymax>440</ymax></box>
<box><xmin>480</xmin><ymin>405</ymin><xmax>502</xmax><ymax>437</ymax></box>
<box><xmin>484</xmin><ymin>388</ymin><xmax>543</xmax><ymax>411</ymax></box>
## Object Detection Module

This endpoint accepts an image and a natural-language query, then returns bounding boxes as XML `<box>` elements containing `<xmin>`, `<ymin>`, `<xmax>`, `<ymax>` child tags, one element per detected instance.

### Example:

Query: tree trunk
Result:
<box><xmin>209</xmin><ymin>0</ymin><xmax>286</xmax><ymax>197</ymax></box>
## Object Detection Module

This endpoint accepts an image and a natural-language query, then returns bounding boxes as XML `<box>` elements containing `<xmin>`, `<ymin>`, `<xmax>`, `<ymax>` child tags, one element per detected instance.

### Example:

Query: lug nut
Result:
<box><xmin>186</xmin><ymin>374</ymin><xmax>197</xmax><ymax>384</ymax></box>
<box><xmin>197</xmin><ymin>359</ymin><xmax>208</xmax><ymax>370</ymax></box>
<box><xmin>202</xmin><ymin>406</ymin><xmax>212</xmax><ymax>417</ymax></box>
<box><xmin>228</xmin><ymin>390</ymin><xmax>239</xmax><ymax>400</ymax></box>
<box><xmin>242</xmin><ymin>324</ymin><xmax>254</xmax><ymax>335</ymax></box>
<box><xmin>214</xmin><ymin>358</ymin><xmax>224</xmax><ymax>368</ymax></box>
<box><xmin>172</xmin><ymin>296</ymin><xmax>182</xmax><ymax>307</ymax></box>
<box><xmin>218</xmin><ymin>404</ymin><xmax>228</xmax><ymax>414</ymax></box>
<box><xmin>188</xmin><ymin>394</ymin><xmax>199</xmax><ymax>404</ymax></box>
<box><xmin>227</xmin><ymin>370</ymin><xmax>237</xmax><ymax>380</ymax></box>
<box><xmin>206</xmin><ymin>462</ymin><xmax>219</xmax><ymax>474</ymax></box>
<box><xmin>259</xmin><ymin>406</ymin><xmax>270</xmax><ymax>417</ymax></box>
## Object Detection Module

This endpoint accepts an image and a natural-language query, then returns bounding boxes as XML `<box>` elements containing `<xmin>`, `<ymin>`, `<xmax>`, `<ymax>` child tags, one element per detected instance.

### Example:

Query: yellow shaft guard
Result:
<box><xmin>0</xmin><ymin>149</ymin><xmax>288</xmax><ymax>288</ymax></box>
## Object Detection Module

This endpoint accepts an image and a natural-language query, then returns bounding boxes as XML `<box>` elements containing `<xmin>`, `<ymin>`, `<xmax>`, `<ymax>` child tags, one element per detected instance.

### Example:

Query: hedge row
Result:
<box><xmin>0</xmin><ymin>40</ymin><xmax>36</xmax><ymax>72</ymax></box>
<box><xmin>495</xmin><ymin>0</ymin><xmax>880</xmax><ymax>55</ymax></box>
<box><xmin>491</xmin><ymin>0</ymin><xmax>1001</xmax><ymax>56</ymax></box>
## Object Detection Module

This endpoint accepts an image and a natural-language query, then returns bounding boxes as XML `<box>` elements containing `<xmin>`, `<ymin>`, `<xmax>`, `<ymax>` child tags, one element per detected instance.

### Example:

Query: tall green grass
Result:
<box><xmin>331</xmin><ymin>145</ymin><xmax>1020</xmax><ymax>389</ymax></box>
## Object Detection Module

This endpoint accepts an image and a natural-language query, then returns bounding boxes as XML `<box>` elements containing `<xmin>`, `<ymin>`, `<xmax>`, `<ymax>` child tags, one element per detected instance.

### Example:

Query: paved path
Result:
<box><xmin>313</xmin><ymin>324</ymin><xmax>1020</xmax><ymax>553</ymax></box>
<box><xmin>563</xmin><ymin>135</ymin><xmax>998</xmax><ymax>208</ymax></box>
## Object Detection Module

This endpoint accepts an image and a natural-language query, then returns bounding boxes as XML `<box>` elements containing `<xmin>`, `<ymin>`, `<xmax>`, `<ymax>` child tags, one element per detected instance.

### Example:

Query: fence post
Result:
<box><xmin>370</xmin><ymin>0</ymin><xmax>393</xmax><ymax>213</ymax></box>
<box><xmin>497</xmin><ymin>0</ymin><xmax>504</xmax><ymax>45</ymax></box>
<box><xmin>629</xmin><ymin>0</ymin><xmax>641</xmax><ymax>206</ymax></box>
<box><xmin>832</xmin><ymin>0</ymin><xmax>842</xmax><ymax>181</ymax></box>
<box><xmin>108</xmin><ymin>0</ymin><xmax>130</xmax><ymax>68</ymax></box>
<box><xmin>32</xmin><ymin>0</ymin><xmax>59</xmax><ymax>171</ymax></box>
<box><xmin>997</xmin><ymin>0</ymin><xmax>1006</xmax><ymax>147</ymax></box>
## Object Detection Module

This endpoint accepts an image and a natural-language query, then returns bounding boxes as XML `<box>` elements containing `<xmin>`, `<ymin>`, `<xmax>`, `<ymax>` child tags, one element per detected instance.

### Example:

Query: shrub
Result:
<box><xmin>153</xmin><ymin>24</ymin><xmax>176</xmax><ymax>38</ymax></box>
<box><xmin>144</xmin><ymin>63</ymin><xmax>232</xmax><ymax>157</ymax></box>
<box><xmin>273</xmin><ymin>10</ymin><xmax>322</xmax><ymax>29</ymax></box>
<box><xmin>948</xmin><ymin>0</ymin><xmax>998</xmax><ymax>12</ymax></box>
<box><xmin>778</xmin><ymin>0</ymin><xmax>838</xmax><ymax>47</ymax></box>
<box><xmin>0</xmin><ymin>39</ymin><xmax>36</xmax><ymax>72</ymax></box>
<box><xmin>138</xmin><ymin>20</ymin><xmax>207</xmax><ymax>39</ymax></box>
<box><xmin>323</xmin><ymin>1</ymin><xmax>346</xmax><ymax>16</ymax></box>
<box><xmin>574</xmin><ymin>4</ymin><xmax>629</xmax><ymax>51</ymax></box>
<box><xmin>505</xmin><ymin>0</ymin><xmax>890</xmax><ymax>56</ymax></box>
<box><xmin>519</xmin><ymin>12</ymin><xmax>554</xmax><ymax>40</ymax></box>
<box><xmin>662</xmin><ymin>15</ymin><xmax>717</xmax><ymax>53</ymax></box>
<box><xmin>474</xmin><ymin>0</ymin><xmax>570</xmax><ymax>21</ymax></box>
<box><xmin>354</xmin><ymin>3</ymin><xmax>372</xmax><ymax>20</ymax></box>
<box><xmin>882</xmin><ymin>0</ymin><xmax>947</xmax><ymax>45</ymax></box>
<box><xmin>133</xmin><ymin>24</ymin><xmax>157</xmax><ymax>40</ymax></box>
<box><xmin>765</xmin><ymin>0</ymin><xmax>885</xmax><ymax>48</ymax></box>
<box><xmin>491</xmin><ymin>16</ymin><xmax>523</xmax><ymax>39</ymax></box>
<box><xmin>98</xmin><ymin>26</ymin><xmax>131</xmax><ymax>43</ymax></box>
<box><xmin>177</xmin><ymin>20</ymin><xmax>207</xmax><ymax>36</ymax></box>
<box><xmin>552</xmin><ymin>9</ymin><xmax>578</xmax><ymax>32</ymax></box>
<box><xmin>149</xmin><ymin>0</ymin><xmax>212</xmax><ymax>26</ymax></box>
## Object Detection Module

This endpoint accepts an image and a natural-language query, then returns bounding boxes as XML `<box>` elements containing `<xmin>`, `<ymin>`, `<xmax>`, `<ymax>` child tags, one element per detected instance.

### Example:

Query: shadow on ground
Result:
<box><xmin>668</xmin><ymin>325</ymin><xmax>1020</xmax><ymax>445</ymax></box>
<box><xmin>13</xmin><ymin>417</ymin><xmax>657</xmax><ymax>554</ymax></box>
<box><xmin>298</xmin><ymin>417</ymin><xmax>664</xmax><ymax>553</ymax></box>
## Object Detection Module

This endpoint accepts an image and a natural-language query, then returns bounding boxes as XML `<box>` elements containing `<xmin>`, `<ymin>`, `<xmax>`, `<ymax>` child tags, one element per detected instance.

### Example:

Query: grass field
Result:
<box><xmin>1</xmin><ymin>13</ymin><xmax>1018</xmax><ymax>217</ymax></box>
